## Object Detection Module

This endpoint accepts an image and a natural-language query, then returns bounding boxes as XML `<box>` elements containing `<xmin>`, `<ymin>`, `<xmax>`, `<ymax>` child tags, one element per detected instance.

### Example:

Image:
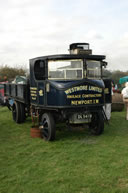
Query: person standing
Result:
<box><xmin>121</xmin><ymin>82</ymin><xmax>128</xmax><ymax>120</ymax></box>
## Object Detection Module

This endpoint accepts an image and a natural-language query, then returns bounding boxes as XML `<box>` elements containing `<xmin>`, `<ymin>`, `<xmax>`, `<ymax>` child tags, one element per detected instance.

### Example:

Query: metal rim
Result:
<box><xmin>42</xmin><ymin>116</ymin><xmax>50</xmax><ymax>139</ymax></box>
<box><xmin>41</xmin><ymin>113</ymin><xmax>55</xmax><ymax>141</ymax></box>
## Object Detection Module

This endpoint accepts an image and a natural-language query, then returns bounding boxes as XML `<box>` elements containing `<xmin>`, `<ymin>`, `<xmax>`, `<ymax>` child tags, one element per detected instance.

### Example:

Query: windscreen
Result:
<box><xmin>86</xmin><ymin>60</ymin><xmax>101</xmax><ymax>79</ymax></box>
<box><xmin>48</xmin><ymin>59</ymin><xmax>83</xmax><ymax>80</ymax></box>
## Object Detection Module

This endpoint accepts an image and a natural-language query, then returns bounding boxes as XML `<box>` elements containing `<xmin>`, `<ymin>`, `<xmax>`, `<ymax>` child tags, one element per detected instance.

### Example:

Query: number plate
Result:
<box><xmin>77</xmin><ymin>114</ymin><xmax>92</xmax><ymax>120</ymax></box>
<box><xmin>69</xmin><ymin>113</ymin><xmax>92</xmax><ymax>124</ymax></box>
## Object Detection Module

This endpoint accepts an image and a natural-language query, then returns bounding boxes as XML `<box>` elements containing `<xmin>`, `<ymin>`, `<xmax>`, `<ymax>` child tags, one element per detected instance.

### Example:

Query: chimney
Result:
<box><xmin>69</xmin><ymin>43</ymin><xmax>92</xmax><ymax>55</ymax></box>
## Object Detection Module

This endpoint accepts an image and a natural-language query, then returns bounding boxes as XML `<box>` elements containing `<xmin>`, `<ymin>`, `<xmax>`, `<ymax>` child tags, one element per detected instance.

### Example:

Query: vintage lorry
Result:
<box><xmin>4</xmin><ymin>43</ymin><xmax>111</xmax><ymax>141</ymax></box>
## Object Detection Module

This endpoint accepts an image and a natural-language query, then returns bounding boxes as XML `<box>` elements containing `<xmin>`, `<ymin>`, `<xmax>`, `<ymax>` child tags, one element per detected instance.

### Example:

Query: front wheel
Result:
<box><xmin>41</xmin><ymin>113</ymin><xmax>56</xmax><ymax>141</ymax></box>
<box><xmin>89</xmin><ymin>112</ymin><xmax>104</xmax><ymax>135</ymax></box>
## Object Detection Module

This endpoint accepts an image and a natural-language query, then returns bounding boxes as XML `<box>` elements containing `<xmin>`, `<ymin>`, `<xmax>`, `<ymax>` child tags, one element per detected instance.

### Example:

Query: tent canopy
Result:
<box><xmin>119</xmin><ymin>76</ymin><xmax>128</xmax><ymax>84</ymax></box>
<box><xmin>12</xmin><ymin>76</ymin><xmax>27</xmax><ymax>84</ymax></box>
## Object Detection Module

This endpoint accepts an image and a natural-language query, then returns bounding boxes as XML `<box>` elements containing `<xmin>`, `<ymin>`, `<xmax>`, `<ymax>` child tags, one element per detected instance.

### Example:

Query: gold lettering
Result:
<box><xmin>30</xmin><ymin>90</ymin><xmax>37</xmax><ymax>94</ymax></box>
<box><xmin>89</xmin><ymin>86</ymin><xmax>102</xmax><ymax>93</ymax></box>
<box><xmin>95</xmin><ymin>94</ymin><xmax>102</xmax><ymax>97</ymax></box>
<box><xmin>78</xmin><ymin>101</ymin><xmax>82</xmax><ymax>105</ymax></box>
<box><xmin>32</xmin><ymin>97</ymin><xmax>36</xmax><ymax>100</ymax></box>
<box><xmin>65</xmin><ymin>85</ymin><xmax>88</xmax><ymax>95</ymax></box>
<box><xmin>71</xmin><ymin>100</ymin><xmax>78</xmax><ymax>105</ymax></box>
<box><xmin>65</xmin><ymin>85</ymin><xmax>102</xmax><ymax>95</ymax></box>
<box><xmin>67</xmin><ymin>95</ymin><xmax>81</xmax><ymax>99</ymax></box>
<box><xmin>104</xmin><ymin>88</ymin><xmax>109</xmax><ymax>94</ymax></box>
<box><xmin>39</xmin><ymin>90</ymin><xmax>44</xmax><ymax>96</ymax></box>
<box><xmin>71</xmin><ymin>99</ymin><xmax>95</xmax><ymax>105</ymax></box>
<box><xmin>31</xmin><ymin>94</ymin><xmax>37</xmax><ymax>97</ymax></box>
<box><xmin>30</xmin><ymin>87</ymin><xmax>37</xmax><ymax>90</ymax></box>
<box><xmin>96</xmin><ymin>99</ymin><xmax>99</xmax><ymax>104</ymax></box>
<box><xmin>82</xmin><ymin>94</ymin><xmax>102</xmax><ymax>98</ymax></box>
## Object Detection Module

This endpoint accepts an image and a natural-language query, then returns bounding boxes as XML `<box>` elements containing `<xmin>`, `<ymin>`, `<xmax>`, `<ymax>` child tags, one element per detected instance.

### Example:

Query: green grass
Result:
<box><xmin>0</xmin><ymin>107</ymin><xmax>128</xmax><ymax>193</ymax></box>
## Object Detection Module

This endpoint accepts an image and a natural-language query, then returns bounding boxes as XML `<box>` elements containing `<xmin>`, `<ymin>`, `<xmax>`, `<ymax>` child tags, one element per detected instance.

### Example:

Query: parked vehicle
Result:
<box><xmin>0</xmin><ymin>82</ymin><xmax>8</xmax><ymax>105</ymax></box>
<box><xmin>4</xmin><ymin>43</ymin><xmax>111</xmax><ymax>141</ymax></box>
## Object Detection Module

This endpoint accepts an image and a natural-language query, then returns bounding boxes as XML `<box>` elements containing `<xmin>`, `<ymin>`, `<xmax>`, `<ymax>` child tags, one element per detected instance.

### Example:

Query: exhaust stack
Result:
<box><xmin>69</xmin><ymin>43</ymin><xmax>92</xmax><ymax>55</ymax></box>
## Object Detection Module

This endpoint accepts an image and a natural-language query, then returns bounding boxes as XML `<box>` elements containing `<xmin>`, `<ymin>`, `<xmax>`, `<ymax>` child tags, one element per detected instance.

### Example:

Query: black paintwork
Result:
<box><xmin>103</xmin><ymin>79</ymin><xmax>112</xmax><ymax>104</ymax></box>
<box><xmin>46</xmin><ymin>81</ymin><xmax>104</xmax><ymax>106</ymax></box>
<box><xmin>69</xmin><ymin>43</ymin><xmax>90</xmax><ymax>50</ymax></box>
<box><xmin>30</xmin><ymin>54</ymin><xmax>105</xmax><ymax>64</ymax></box>
<box><xmin>29</xmin><ymin>54</ymin><xmax>111</xmax><ymax>110</ymax></box>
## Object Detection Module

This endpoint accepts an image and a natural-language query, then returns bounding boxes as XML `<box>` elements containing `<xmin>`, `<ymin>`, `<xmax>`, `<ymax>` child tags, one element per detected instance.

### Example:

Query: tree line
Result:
<box><xmin>0</xmin><ymin>65</ymin><xmax>27</xmax><ymax>82</ymax></box>
<box><xmin>103</xmin><ymin>69</ymin><xmax>128</xmax><ymax>88</ymax></box>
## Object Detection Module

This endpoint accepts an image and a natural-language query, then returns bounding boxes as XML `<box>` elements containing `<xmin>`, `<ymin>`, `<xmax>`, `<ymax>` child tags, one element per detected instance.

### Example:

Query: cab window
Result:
<box><xmin>48</xmin><ymin>59</ymin><xmax>83</xmax><ymax>80</ymax></box>
<box><xmin>34</xmin><ymin>60</ymin><xmax>45</xmax><ymax>80</ymax></box>
<box><xmin>86</xmin><ymin>60</ymin><xmax>101</xmax><ymax>79</ymax></box>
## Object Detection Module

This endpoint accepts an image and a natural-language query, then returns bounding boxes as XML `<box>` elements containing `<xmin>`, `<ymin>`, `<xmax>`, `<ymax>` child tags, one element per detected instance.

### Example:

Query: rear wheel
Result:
<box><xmin>89</xmin><ymin>112</ymin><xmax>104</xmax><ymax>135</ymax></box>
<box><xmin>12</xmin><ymin>101</ymin><xmax>21</xmax><ymax>123</ymax></box>
<box><xmin>41</xmin><ymin>113</ymin><xmax>55</xmax><ymax>141</ymax></box>
<box><xmin>20</xmin><ymin>103</ymin><xmax>26</xmax><ymax>123</ymax></box>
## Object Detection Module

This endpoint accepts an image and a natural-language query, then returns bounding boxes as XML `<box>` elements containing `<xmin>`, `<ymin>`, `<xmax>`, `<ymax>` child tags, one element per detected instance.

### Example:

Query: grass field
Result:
<box><xmin>0</xmin><ymin>107</ymin><xmax>128</xmax><ymax>193</ymax></box>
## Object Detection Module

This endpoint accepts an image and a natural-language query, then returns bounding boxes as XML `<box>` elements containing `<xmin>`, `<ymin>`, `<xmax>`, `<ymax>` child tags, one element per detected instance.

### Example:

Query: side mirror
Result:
<box><xmin>102</xmin><ymin>61</ymin><xmax>107</xmax><ymax>68</ymax></box>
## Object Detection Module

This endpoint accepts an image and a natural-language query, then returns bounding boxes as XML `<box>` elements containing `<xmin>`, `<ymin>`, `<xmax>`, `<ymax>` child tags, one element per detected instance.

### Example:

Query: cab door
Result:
<box><xmin>37</xmin><ymin>82</ymin><xmax>45</xmax><ymax>105</ymax></box>
<box><xmin>30</xmin><ymin>59</ymin><xmax>46</xmax><ymax>106</ymax></box>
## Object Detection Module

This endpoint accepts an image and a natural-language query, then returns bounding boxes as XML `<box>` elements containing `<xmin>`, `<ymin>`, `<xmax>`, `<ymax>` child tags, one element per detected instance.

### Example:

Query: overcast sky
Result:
<box><xmin>0</xmin><ymin>0</ymin><xmax>128</xmax><ymax>71</ymax></box>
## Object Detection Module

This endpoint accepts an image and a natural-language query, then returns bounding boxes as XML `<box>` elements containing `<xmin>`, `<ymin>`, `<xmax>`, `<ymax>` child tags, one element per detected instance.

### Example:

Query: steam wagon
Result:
<box><xmin>4</xmin><ymin>43</ymin><xmax>111</xmax><ymax>141</ymax></box>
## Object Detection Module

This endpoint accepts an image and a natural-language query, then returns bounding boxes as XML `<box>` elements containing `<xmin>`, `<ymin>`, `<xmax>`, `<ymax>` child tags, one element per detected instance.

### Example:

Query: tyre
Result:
<box><xmin>41</xmin><ymin>113</ymin><xmax>55</xmax><ymax>141</ymax></box>
<box><xmin>12</xmin><ymin>101</ymin><xmax>21</xmax><ymax>123</ymax></box>
<box><xmin>89</xmin><ymin>112</ymin><xmax>104</xmax><ymax>135</ymax></box>
<box><xmin>20</xmin><ymin>103</ymin><xmax>26</xmax><ymax>123</ymax></box>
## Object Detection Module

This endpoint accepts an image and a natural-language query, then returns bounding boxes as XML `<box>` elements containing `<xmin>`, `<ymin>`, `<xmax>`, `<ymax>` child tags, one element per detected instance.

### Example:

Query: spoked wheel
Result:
<box><xmin>12</xmin><ymin>101</ymin><xmax>21</xmax><ymax>123</ymax></box>
<box><xmin>41</xmin><ymin>113</ymin><xmax>55</xmax><ymax>141</ymax></box>
<box><xmin>89</xmin><ymin>112</ymin><xmax>104</xmax><ymax>135</ymax></box>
